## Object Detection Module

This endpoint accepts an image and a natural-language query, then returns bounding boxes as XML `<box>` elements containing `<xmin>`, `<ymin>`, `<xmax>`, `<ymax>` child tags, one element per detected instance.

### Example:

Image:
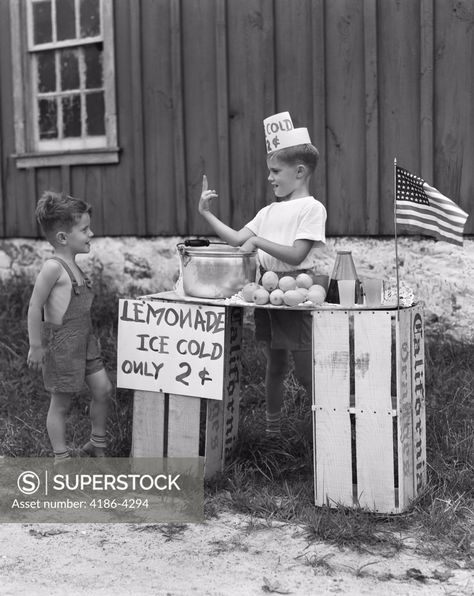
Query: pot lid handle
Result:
<box><xmin>184</xmin><ymin>238</ymin><xmax>210</xmax><ymax>247</ymax></box>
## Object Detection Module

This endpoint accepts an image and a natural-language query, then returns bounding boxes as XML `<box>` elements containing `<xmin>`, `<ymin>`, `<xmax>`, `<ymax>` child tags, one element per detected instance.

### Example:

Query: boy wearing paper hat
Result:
<box><xmin>199</xmin><ymin>111</ymin><xmax>327</xmax><ymax>438</ymax></box>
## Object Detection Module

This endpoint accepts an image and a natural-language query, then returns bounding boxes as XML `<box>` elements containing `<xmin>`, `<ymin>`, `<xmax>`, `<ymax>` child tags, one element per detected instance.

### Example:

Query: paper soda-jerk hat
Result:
<box><xmin>263</xmin><ymin>111</ymin><xmax>311</xmax><ymax>153</ymax></box>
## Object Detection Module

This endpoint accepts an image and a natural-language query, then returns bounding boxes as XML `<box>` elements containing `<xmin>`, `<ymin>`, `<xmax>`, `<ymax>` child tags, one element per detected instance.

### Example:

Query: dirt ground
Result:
<box><xmin>1</xmin><ymin>237</ymin><xmax>473</xmax><ymax>595</ymax></box>
<box><xmin>0</xmin><ymin>514</ymin><xmax>473</xmax><ymax>596</ymax></box>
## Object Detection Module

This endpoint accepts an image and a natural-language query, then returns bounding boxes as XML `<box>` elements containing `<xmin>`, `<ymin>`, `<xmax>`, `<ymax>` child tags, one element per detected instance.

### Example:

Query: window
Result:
<box><xmin>10</xmin><ymin>0</ymin><xmax>118</xmax><ymax>168</ymax></box>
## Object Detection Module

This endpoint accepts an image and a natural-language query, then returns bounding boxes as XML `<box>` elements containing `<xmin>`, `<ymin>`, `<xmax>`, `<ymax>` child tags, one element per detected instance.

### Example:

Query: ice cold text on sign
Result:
<box><xmin>117</xmin><ymin>299</ymin><xmax>227</xmax><ymax>399</ymax></box>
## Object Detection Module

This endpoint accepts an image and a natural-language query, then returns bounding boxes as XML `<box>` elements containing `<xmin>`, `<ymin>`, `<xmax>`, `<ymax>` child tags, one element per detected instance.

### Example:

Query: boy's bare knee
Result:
<box><xmin>92</xmin><ymin>379</ymin><xmax>113</xmax><ymax>403</ymax></box>
<box><xmin>49</xmin><ymin>392</ymin><xmax>73</xmax><ymax>413</ymax></box>
<box><xmin>52</xmin><ymin>402</ymin><xmax>71</xmax><ymax>416</ymax></box>
<box><xmin>102</xmin><ymin>381</ymin><xmax>113</xmax><ymax>401</ymax></box>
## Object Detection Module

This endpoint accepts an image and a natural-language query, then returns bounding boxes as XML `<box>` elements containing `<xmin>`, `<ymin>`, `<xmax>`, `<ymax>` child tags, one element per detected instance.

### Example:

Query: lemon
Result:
<box><xmin>261</xmin><ymin>271</ymin><xmax>279</xmax><ymax>292</ymax></box>
<box><xmin>297</xmin><ymin>287</ymin><xmax>309</xmax><ymax>300</ymax></box>
<box><xmin>253</xmin><ymin>288</ymin><xmax>270</xmax><ymax>305</ymax></box>
<box><xmin>283</xmin><ymin>289</ymin><xmax>305</xmax><ymax>306</ymax></box>
<box><xmin>269</xmin><ymin>288</ymin><xmax>284</xmax><ymax>305</ymax></box>
<box><xmin>295</xmin><ymin>273</ymin><xmax>314</xmax><ymax>289</ymax></box>
<box><xmin>307</xmin><ymin>284</ymin><xmax>326</xmax><ymax>304</ymax></box>
<box><xmin>279</xmin><ymin>276</ymin><xmax>297</xmax><ymax>292</ymax></box>
<box><xmin>242</xmin><ymin>282</ymin><xmax>260</xmax><ymax>302</ymax></box>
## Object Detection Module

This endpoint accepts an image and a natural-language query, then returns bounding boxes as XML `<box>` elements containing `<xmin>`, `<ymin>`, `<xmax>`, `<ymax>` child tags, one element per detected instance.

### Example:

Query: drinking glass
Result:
<box><xmin>337</xmin><ymin>280</ymin><xmax>355</xmax><ymax>307</ymax></box>
<box><xmin>364</xmin><ymin>278</ymin><xmax>383</xmax><ymax>307</ymax></box>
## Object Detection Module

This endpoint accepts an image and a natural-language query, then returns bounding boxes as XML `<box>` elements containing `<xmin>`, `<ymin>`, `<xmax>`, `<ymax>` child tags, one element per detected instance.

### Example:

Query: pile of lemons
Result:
<box><xmin>242</xmin><ymin>272</ymin><xmax>327</xmax><ymax>306</ymax></box>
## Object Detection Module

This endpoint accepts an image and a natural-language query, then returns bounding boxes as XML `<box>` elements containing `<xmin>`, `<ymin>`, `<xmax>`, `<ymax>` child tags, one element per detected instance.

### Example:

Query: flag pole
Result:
<box><xmin>393</xmin><ymin>158</ymin><xmax>400</xmax><ymax>318</ymax></box>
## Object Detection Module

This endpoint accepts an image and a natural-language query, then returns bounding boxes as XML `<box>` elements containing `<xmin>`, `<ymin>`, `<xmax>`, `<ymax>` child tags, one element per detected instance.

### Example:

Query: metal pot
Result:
<box><xmin>177</xmin><ymin>240</ymin><xmax>257</xmax><ymax>298</ymax></box>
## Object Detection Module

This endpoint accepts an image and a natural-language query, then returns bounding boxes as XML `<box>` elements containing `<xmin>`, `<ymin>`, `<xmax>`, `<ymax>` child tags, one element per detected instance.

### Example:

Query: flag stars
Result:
<box><xmin>396</xmin><ymin>168</ymin><xmax>430</xmax><ymax>205</ymax></box>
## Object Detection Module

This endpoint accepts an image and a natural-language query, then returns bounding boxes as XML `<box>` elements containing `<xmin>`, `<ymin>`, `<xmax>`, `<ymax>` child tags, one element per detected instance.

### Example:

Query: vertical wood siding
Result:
<box><xmin>0</xmin><ymin>0</ymin><xmax>473</xmax><ymax>238</ymax></box>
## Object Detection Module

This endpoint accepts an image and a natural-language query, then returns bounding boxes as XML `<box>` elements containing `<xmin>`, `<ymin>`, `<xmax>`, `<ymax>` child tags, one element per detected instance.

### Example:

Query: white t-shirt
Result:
<box><xmin>245</xmin><ymin>196</ymin><xmax>327</xmax><ymax>272</ymax></box>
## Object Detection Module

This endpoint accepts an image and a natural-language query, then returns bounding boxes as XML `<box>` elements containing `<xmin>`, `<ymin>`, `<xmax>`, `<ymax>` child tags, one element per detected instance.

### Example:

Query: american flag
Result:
<box><xmin>395</xmin><ymin>166</ymin><xmax>468</xmax><ymax>246</ymax></box>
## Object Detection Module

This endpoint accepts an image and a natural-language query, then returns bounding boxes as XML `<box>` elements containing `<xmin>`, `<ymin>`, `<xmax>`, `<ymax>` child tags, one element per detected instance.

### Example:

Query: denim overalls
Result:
<box><xmin>41</xmin><ymin>257</ymin><xmax>103</xmax><ymax>393</ymax></box>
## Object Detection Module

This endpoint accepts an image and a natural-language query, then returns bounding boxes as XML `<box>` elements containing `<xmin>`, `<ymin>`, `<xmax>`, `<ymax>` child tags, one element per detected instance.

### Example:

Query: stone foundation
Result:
<box><xmin>1</xmin><ymin>236</ymin><xmax>472</xmax><ymax>340</ymax></box>
<box><xmin>0</xmin><ymin>237</ymin><xmax>182</xmax><ymax>296</ymax></box>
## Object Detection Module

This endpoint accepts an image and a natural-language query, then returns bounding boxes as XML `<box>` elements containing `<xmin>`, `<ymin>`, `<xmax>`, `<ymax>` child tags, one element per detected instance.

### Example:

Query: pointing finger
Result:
<box><xmin>202</xmin><ymin>174</ymin><xmax>208</xmax><ymax>193</ymax></box>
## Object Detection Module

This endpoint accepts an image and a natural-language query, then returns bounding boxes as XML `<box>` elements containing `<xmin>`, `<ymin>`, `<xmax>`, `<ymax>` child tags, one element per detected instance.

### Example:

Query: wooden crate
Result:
<box><xmin>312</xmin><ymin>305</ymin><xmax>426</xmax><ymax>513</ymax></box>
<box><xmin>131</xmin><ymin>307</ymin><xmax>242</xmax><ymax>479</ymax></box>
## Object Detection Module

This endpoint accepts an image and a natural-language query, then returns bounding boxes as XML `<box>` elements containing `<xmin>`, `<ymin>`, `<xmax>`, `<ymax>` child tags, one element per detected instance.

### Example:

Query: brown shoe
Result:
<box><xmin>79</xmin><ymin>441</ymin><xmax>106</xmax><ymax>457</ymax></box>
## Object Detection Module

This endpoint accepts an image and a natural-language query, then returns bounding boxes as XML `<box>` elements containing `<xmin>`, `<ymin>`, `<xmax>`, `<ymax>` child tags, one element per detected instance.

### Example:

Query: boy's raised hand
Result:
<box><xmin>199</xmin><ymin>175</ymin><xmax>218</xmax><ymax>214</ymax></box>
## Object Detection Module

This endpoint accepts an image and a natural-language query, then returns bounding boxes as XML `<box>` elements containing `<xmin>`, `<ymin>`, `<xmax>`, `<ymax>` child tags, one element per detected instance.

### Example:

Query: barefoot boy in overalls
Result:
<box><xmin>27</xmin><ymin>192</ymin><xmax>112</xmax><ymax>461</ymax></box>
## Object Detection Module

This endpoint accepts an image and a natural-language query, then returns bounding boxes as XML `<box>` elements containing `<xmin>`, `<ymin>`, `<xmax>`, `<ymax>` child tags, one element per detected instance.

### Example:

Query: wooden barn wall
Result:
<box><xmin>0</xmin><ymin>0</ymin><xmax>473</xmax><ymax>238</ymax></box>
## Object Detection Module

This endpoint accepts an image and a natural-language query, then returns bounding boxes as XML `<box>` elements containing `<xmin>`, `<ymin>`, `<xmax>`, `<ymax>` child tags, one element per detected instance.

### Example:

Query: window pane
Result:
<box><xmin>84</xmin><ymin>44</ymin><xmax>103</xmax><ymax>89</ymax></box>
<box><xmin>32</xmin><ymin>1</ymin><xmax>52</xmax><ymax>45</ymax></box>
<box><xmin>37</xmin><ymin>51</ymin><xmax>56</xmax><ymax>93</ymax></box>
<box><xmin>80</xmin><ymin>0</ymin><xmax>101</xmax><ymax>38</ymax></box>
<box><xmin>56</xmin><ymin>0</ymin><xmax>76</xmax><ymax>41</ymax></box>
<box><xmin>62</xmin><ymin>95</ymin><xmax>82</xmax><ymax>137</ymax></box>
<box><xmin>86</xmin><ymin>91</ymin><xmax>105</xmax><ymax>135</ymax></box>
<box><xmin>60</xmin><ymin>49</ymin><xmax>80</xmax><ymax>91</ymax></box>
<box><xmin>38</xmin><ymin>98</ymin><xmax>58</xmax><ymax>139</ymax></box>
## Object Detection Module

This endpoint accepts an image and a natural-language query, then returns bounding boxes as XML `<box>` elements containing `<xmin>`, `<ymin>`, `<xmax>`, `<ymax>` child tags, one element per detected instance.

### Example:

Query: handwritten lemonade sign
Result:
<box><xmin>117</xmin><ymin>299</ymin><xmax>226</xmax><ymax>400</ymax></box>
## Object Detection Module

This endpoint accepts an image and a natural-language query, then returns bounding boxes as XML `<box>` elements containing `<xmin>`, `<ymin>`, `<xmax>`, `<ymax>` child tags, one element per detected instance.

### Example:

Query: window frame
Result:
<box><xmin>10</xmin><ymin>0</ymin><xmax>119</xmax><ymax>169</ymax></box>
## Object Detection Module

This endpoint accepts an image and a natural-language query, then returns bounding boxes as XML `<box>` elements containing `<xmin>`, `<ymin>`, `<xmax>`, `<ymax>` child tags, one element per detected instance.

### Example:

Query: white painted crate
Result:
<box><xmin>312</xmin><ymin>305</ymin><xmax>426</xmax><ymax>513</ymax></box>
<box><xmin>131</xmin><ymin>307</ymin><xmax>242</xmax><ymax>479</ymax></box>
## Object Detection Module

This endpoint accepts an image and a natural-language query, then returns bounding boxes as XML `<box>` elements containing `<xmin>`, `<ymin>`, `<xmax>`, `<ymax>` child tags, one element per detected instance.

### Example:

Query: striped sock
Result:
<box><xmin>90</xmin><ymin>433</ymin><xmax>107</xmax><ymax>449</ymax></box>
<box><xmin>266</xmin><ymin>411</ymin><xmax>281</xmax><ymax>435</ymax></box>
<box><xmin>81</xmin><ymin>434</ymin><xmax>107</xmax><ymax>457</ymax></box>
<box><xmin>53</xmin><ymin>450</ymin><xmax>71</xmax><ymax>462</ymax></box>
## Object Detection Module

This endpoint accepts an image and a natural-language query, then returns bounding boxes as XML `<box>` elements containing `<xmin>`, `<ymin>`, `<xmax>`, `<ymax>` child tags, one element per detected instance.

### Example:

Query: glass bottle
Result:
<box><xmin>326</xmin><ymin>250</ymin><xmax>363</xmax><ymax>304</ymax></box>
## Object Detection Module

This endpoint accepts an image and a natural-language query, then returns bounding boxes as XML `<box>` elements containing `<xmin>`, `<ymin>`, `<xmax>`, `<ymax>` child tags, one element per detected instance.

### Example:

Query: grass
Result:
<box><xmin>0</xmin><ymin>272</ymin><xmax>133</xmax><ymax>457</ymax></box>
<box><xmin>210</xmin><ymin>318</ymin><xmax>474</xmax><ymax>565</ymax></box>
<box><xmin>0</xmin><ymin>273</ymin><xmax>472</xmax><ymax>565</ymax></box>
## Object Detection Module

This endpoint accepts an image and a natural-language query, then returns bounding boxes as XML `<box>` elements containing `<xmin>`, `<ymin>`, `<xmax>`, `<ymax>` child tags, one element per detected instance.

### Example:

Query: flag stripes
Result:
<box><xmin>395</xmin><ymin>166</ymin><xmax>468</xmax><ymax>246</ymax></box>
